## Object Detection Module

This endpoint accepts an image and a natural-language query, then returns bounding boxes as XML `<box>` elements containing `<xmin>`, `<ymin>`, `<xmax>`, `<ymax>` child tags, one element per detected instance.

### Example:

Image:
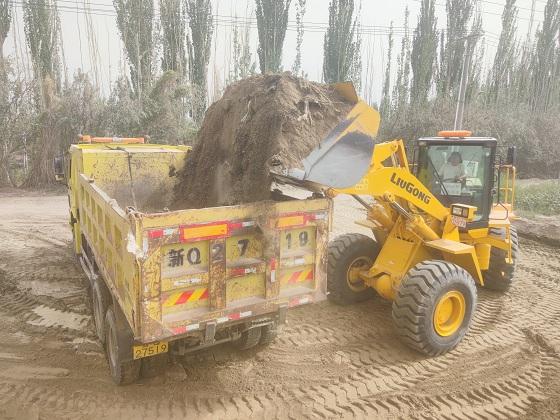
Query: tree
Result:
<box><xmin>411</xmin><ymin>0</ymin><xmax>437</xmax><ymax>106</ymax></box>
<box><xmin>160</xmin><ymin>0</ymin><xmax>187</xmax><ymax>77</ymax></box>
<box><xmin>530</xmin><ymin>0</ymin><xmax>560</xmax><ymax>112</ymax></box>
<box><xmin>185</xmin><ymin>0</ymin><xmax>213</xmax><ymax>123</ymax></box>
<box><xmin>113</xmin><ymin>0</ymin><xmax>154</xmax><ymax>98</ymax></box>
<box><xmin>392</xmin><ymin>7</ymin><xmax>411</xmax><ymax>112</ymax></box>
<box><xmin>0</xmin><ymin>0</ymin><xmax>11</xmax><ymax>59</ymax></box>
<box><xmin>292</xmin><ymin>0</ymin><xmax>306</xmax><ymax>76</ymax></box>
<box><xmin>488</xmin><ymin>0</ymin><xmax>518</xmax><ymax>104</ymax></box>
<box><xmin>437</xmin><ymin>0</ymin><xmax>475</xmax><ymax>97</ymax></box>
<box><xmin>229</xmin><ymin>17</ymin><xmax>256</xmax><ymax>82</ymax></box>
<box><xmin>322</xmin><ymin>0</ymin><xmax>362</xmax><ymax>87</ymax></box>
<box><xmin>22</xmin><ymin>0</ymin><xmax>61</xmax><ymax>95</ymax></box>
<box><xmin>255</xmin><ymin>0</ymin><xmax>291</xmax><ymax>74</ymax></box>
<box><xmin>380</xmin><ymin>22</ymin><xmax>394</xmax><ymax>117</ymax></box>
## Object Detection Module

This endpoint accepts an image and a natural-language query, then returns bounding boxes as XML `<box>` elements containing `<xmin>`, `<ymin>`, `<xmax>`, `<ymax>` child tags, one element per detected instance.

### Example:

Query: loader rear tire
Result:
<box><xmin>483</xmin><ymin>227</ymin><xmax>519</xmax><ymax>292</ymax></box>
<box><xmin>105</xmin><ymin>307</ymin><xmax>140</xmax><ymax>385</ymax></box>
<box><xmin>392</xmin><ymin>261</ymin><xmax>477</xmax><ymax>356</ymax></box>
<box><xmin>327</xmin><ymin>233</ymin><xmax>380</xmax><ymax>305</ymax></box>
<box><xmin>234</xmin><ymin>327</ymin><xmax>262</xmax><ymax>351</ymax></box>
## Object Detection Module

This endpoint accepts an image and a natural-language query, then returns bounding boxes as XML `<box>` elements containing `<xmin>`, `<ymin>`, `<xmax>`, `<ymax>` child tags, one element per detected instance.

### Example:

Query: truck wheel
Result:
<box><xmin>234</xmin><ymin>327</ymin><xmax>262</xmax><ymax>350</ymax></box>
<box><xmin>392</xmin><ymin>261</ymin><xmax>477</xmax><ymax>356</ymax></box>
<box><xmin>105</xmin><ymin>307</ymin><xmax>140</xmax><ymax>385</ymax></box>
<box><xmin>259</xmin><ymin>324</ymin><xmax>278</xmax><ymax>346</ymax></box>
<box><xmin>92</xmin><ymin>278</ymin><xmax>110</xmax><ymax>344</ymax></box>
<box><xmin>483</xmin><ymin>227</ymin><xmax>519</xmax><ymax>292</ymax></box>
<box><xmin>327</xmin><ymin>233</ymin><xmax>379</xmax><ymax>305</ymax></box>
<box><xmin>141</xmin><ymin>353</ymin><xmax>169</xmax><ymax>379</ymax></box>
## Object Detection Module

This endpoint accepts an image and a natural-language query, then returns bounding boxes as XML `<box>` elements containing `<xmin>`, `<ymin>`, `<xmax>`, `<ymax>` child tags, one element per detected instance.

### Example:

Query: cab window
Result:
<box><xmin>417</xmin><ymin>144</ymin><xmax>493</xmax><ymax>221</ymax></box>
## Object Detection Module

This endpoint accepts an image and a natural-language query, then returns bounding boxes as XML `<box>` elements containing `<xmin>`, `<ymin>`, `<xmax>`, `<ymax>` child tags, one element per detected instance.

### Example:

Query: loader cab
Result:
<box><xmin>415</xmin><ymin>134</ymin><xmax>497</xmax><ymax>226</ymax></box>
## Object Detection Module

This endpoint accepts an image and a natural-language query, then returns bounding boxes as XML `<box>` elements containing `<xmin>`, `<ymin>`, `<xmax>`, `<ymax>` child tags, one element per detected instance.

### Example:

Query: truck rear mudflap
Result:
<box><xmin>134</xmin><ymin>199</ymin><xmax>331</xmax><ymax>344</ymax></box>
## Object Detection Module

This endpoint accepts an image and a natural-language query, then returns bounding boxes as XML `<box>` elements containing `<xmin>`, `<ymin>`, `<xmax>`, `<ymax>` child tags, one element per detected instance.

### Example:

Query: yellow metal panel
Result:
<box><xmin>280</xmin><ymin>227</ymin><xmax>316</xmax><ymax>255</ymax></box>
<box><xmin>160</xmin><ymin>241</ymin><xmax>209</xmax><ymax>278</ymax></box>
<box><xmin>225</xmin><ymin>234</ymin><xmax>263</xmax><ymax>263</ymax></box>
<box><xmin>181</xmin><ymin>224</ymin><xmax>228</xmax><ymax>241</ymax></box>
<box><xmin>279</xmin><ymin>265</ymin><xmax>315</xmax><ymax>289</ymax></box>
<box><xmin>277</xmin><ymin>215</ymin><xmax>305</xmax><ymax>228</ymax></box>
<box><xmin>226</xmin><ymin>274</ymin><xmax>266</xmax><ymax>302</ymax></box>
<box><xmin>425</xmin><ymin>239</ymin><xmax>475</xmax><ymax>255</ymax></box>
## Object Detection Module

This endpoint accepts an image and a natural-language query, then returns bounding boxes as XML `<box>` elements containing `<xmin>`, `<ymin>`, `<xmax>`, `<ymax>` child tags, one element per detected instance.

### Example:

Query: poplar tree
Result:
<box><xmin>322</xmin><ymin>0</ymin><xmax>361</xmax><ymax>87</ymax></box>
<box><xmin>379</xmin><ymin>22</ymin><xmax>394</xmax><ymax>117</ymax></box>
<box><xmin>530</xmin><ymin>0</ymin><xmax>560</xmax><ymax>112</ymax></box>
<box><xmin>114</xmin><ymin>0</ymin><xmax>154</xmax><ymax>97</ymax></box>
<box><xmin>23</xmin><ymin>0</ymin><xmax>61</xmax><ymax>93</ymax></box>
<box><xmin>292</xmin><ymin>0</ymin><xmax>306</xmax><ymax>76</ymax></box>
<box><xmin>230</xmin><ymin>18</ymin><xmax>256</xmax><ymax>82</ymax></box>
<box><xmin>488</xmin><ymin>0</ymin><xmax>518</xmax><ymax>104</ymax></box>
<box><xmin>392</xmin><ymin>7</ymin><xmax>411</xmax><ymax>111</ymax></box>
<box><xmin>185</xmin><ymin>0</ymin><xmax>213</xmax><ymax>123</ymax></box>
<box><xmin>0</xmin><ymin>0</ymin><xmax>11</xmax><ymax>59</ymax></box>
<box><xmin>437</xmin><ymin>0</ymin><xmax>474</xmax><ymax>97</ymax></box>
<box><xmin>411</xmin><ymin>0</ymin><xmax>437</xmax><ymax>106</ymax></box>
<box><xmin>160</xmin><ymin>0</ymin><xmax>186</xmax><ymax>76</ymax></box>
<box><xmin>255</xmin><ymin>0</ymin><xmax>291</xmax><ymax>74</ymax></box>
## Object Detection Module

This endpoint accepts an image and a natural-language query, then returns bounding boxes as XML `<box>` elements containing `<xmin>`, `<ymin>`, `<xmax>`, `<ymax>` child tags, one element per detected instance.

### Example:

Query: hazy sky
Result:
<box><xmin>5</xmin><ymin>0</ymin><xmax>546</xmax><ymax>104</ymax></box>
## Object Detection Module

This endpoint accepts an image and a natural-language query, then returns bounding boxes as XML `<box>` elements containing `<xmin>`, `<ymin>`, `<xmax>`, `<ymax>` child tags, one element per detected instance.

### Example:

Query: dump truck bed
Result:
<box><xmin>68</xmin><ymin>143</ymin><xmax>329</xmax><ymax>347</ymax></box>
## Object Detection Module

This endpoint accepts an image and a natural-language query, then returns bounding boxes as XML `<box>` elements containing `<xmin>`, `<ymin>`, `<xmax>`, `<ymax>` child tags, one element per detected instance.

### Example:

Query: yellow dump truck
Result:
<box><xmin>55</xmin><ymin>136</ymin><xmax>330</xmax><ymax>384</ymax></box>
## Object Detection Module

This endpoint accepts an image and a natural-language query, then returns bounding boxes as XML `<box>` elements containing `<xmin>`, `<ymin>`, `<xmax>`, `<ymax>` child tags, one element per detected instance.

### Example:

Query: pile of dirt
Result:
<box><xmin>173</xmin><ymin>72</ymin><xmax>353</xmax><ymax>209</ymax></box>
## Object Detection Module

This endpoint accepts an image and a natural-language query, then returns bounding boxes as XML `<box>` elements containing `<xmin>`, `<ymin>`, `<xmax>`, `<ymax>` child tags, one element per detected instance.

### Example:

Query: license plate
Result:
<box><xmin>133</xmin><ymin>341</ymin><xmax>168</xmax><ymax>360</ymax></box>
<box><xmin>451</xmin><ymin>215</ymin><xmax>467</xmax><ymax>228</ymax></box>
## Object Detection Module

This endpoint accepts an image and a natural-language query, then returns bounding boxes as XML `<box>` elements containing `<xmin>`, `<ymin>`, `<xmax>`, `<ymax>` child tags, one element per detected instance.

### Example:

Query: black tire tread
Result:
<box><xmin>483</xmin><ymin>226</ymin><xmax>519</xmax><ymax>291</ymax></box>
<box><xmin>259</xmin><ymin>324</ymin><xmax>278</xmax><ymax>346</ymax></box>
<box><xmin>105</xmin><ymin>307</ymin><xmax>141</xmax><ymax>385</ymax></box>
<box><xmin>234</xmin><ymin>327</ymin><xmax>262</xmax><ymax>350</ymax></box>
<box><xmin>327</xmin><ymin>233</ymin><xmax>379</xmax><ymax>305</ymax></box>
<box><xmin>392</xmin><ymin>260</ymin><xmax>477</xmax><ymax>356</ymax></box>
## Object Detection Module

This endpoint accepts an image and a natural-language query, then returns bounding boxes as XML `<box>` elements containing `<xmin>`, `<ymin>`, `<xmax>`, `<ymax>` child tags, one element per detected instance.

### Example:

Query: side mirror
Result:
<box><xmin>53</xmin><ymin>155</ymin><xmax>65</xmax><ymax>182</ymax></box>
<box><xmin>506</xmin><ymin>146</ymin><xmax>516</xmax><ymax>166</ymax></box>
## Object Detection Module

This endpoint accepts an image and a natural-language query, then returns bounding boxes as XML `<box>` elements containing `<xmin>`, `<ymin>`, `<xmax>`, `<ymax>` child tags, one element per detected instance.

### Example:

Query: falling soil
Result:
<box><xmin>173</xmin><ymin>72</ymin><xmax>353</xmax><ymax>209</ymax></box>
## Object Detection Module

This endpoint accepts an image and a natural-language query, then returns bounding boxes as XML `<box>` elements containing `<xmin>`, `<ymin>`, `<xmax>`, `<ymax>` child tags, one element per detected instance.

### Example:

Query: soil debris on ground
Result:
<box><xmin>173</xmin><ymin>72</ymin><xmax>353</xmax><ymax>209</ymax></box>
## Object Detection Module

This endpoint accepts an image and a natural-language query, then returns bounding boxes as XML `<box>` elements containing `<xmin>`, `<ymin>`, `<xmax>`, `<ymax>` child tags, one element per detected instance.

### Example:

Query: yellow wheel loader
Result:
<box><xmin>274</xmin><ymin>83</ymin><xmax>518</xmax><ymax>356</ymax></box>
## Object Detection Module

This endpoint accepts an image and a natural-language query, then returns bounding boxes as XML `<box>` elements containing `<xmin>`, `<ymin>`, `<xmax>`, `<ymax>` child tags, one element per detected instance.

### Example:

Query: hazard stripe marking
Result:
<box><xmin>163</xmin><ymin>287</ymin><xmax>209</xmax><ymax>307</ymax></box>
<box><xmin>281</xmin><ymin>269</ymin><xmax>314</xmax><ymax>285</ymax></box>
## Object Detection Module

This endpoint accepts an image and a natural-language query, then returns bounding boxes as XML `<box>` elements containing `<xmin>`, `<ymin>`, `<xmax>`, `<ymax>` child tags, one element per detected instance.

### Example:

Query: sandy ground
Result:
<box><xmin>0</xmin><ymin>191</ymin><xmax>559</xmax><ymax>419</ymax></box>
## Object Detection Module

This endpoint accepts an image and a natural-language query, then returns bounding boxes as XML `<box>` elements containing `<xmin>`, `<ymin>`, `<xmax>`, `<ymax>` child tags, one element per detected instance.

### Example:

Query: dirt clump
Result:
<box><xmin>173</xmin><ymin>72</ymin><xmax>353</xmax><ymax>209</ymax></box>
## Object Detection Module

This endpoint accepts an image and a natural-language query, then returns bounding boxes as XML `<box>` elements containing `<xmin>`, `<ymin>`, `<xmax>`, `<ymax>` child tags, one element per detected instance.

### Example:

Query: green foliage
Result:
<box><xmin>185</xmin><ymin>0</ymin><xmax>213</xmax><ymax>123</ymax></box>
<box><xmin>22</xmin><ymin>0</ymin><xmax>61</xmax><ymax>96</ymax></box>
<box><xmin>516</xmin><ymin>180</ymin><xmax>560</xmax><ymax>216</ymax></box>
<box><xmin>0</xmin><ymin>0</ymin><xmax>11</xmax><ymax>57</ymax></box>
<box><xmin>322</xmin><ymin>0</ymin><xmax>361</xmax><ymax>88</ymax></box>
<box><xmin>411</xmin><ymin>0</ymin><xmax>437</xmax><ymax>106</ymax></box>
<box><xmin>255</xmin><ymin>0</ymin><xmax>291</xmax><ymax>74</ymax></box>
<box><xmin>292</xmin><ymin>0</ymin><xmax>306</xmax><ymax>76</ymax></box>
<box><xmin>392</xmin><ymin>7</ymin><xmax>411</xmax><ymax>112</ymax></box>
<box><xmin>113</xmin><ymin>0</ymin><xmax>154</xmax><ymax>97</ymax></box>
<box><xmin>160</xmin><ymin>0</ymin><xmax>187</xmax><ymax>77</ymax></box>
<box><xmin>380</xmin><ymin>23</ymin><xmax>394</xmax><ymax>118</ymax></box>
<box><xmin>229</xmin><ymin>17</ymin><xmax>256</xmax><ymax>83</ymax></box>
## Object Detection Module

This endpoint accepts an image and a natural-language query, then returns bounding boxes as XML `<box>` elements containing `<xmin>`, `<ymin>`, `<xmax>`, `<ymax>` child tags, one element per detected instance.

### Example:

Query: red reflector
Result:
<box><xmin>148</xmin><ymin>229</ymin><xmax>164</xmax><ymax>239</ymax></box>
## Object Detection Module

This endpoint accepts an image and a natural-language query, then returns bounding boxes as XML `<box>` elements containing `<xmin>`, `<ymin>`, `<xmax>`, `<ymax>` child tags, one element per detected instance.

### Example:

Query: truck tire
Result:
<box><xmin>483</xmin><ymin>227</ymin><xmax>519</xmax><ymax>292</ymax></box>
<box><xmin>259</xmin><ymin>324</ymin><xmax>278</xmax><ymax>346</ymax></box>
<box><xmin>234</xmin><ymin>327</ymin><xmax>262</xmax><ymax>350</ymax></box>
<box><xmin>105</xmin><ymin>307</ymin><xmax>140</xmax><ymax>385</ymax></box>
<box><xmin>327</xmin><ymin>233</ymin><xmax>380</xmax><ymax>305</ymax></box>
<box><xmin>392</xmin><ymin>260</ymin><xmax>477</xmax><ymax>356</ymax></box>
<box><xmin>92</xmin><ymin>278</ymin><xmax>110</xmax><ymax>344</ymax></box>
<box><xmin>141</xmin><ymin>353</ymin><xmax>169</xmax><ymax>379</ymax></box>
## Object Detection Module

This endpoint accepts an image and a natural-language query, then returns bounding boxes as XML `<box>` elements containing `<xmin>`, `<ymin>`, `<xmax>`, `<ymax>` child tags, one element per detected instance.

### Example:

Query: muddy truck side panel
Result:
<box><xmin>65</xmin><ymin>140</ymin><xmax>330</xmax><ymax>383</ymax></box>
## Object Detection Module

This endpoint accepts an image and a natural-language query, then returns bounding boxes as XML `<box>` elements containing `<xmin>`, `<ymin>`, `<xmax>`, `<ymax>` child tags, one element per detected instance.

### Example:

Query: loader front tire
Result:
<box><xmin>105</xmin><ymin>307</ymin><xmax>141</xmax><ymax>385</ymax></box>
<box><xmin>483</xmin><ymin>227</ymin><xmax>519</xmax><ymax>292</ymax></box>
<box><xmin>327</xmin><ymin>233</ymin><xmax>380</xmax><ymax>305</ymax></box>
<box><xmin>392</xmin><ymin>261</ymin><xmax>477</xmax><ymax>356</ymax></box>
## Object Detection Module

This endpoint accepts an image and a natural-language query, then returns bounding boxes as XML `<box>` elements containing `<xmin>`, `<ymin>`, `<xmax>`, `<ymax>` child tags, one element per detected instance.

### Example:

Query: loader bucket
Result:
<box><xmin>290</xmin><ymin>83</ymin><xmax>380</xmax><ymax>189</ymax></box>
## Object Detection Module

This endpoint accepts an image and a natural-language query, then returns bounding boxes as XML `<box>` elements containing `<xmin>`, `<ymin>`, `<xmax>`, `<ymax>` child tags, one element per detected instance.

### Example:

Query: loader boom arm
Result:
<box><xmin>332</xmin><ymin>140</ymin><xmax>450</xmax><ymax>222</ymax></box>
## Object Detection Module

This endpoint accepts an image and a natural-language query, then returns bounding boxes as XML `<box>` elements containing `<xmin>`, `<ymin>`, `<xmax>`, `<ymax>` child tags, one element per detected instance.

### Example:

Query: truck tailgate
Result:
<box><xmin>137</xmin><ymin>199</ymin><xmax>331</xmax><ymax>342</ymax></box>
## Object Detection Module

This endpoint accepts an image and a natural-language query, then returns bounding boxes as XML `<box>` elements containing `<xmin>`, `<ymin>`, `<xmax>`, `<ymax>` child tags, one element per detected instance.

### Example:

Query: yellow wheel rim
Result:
<box><xmin>433</xmin><ymin>290</ymin><xmax>466</xmax><ymax>337</ymax></box>
<box><xmin>346</xmin><ymin>257</ymin><xmax>371</xmax><ymax>292</ymax></box>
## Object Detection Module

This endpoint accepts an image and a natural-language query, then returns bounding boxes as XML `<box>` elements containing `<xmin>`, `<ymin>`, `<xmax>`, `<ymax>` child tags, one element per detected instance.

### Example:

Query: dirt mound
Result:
<box><xmin>173</xmin><ymin>72</ymin><xmax>353</xmax><ymax>209</ymax></box>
